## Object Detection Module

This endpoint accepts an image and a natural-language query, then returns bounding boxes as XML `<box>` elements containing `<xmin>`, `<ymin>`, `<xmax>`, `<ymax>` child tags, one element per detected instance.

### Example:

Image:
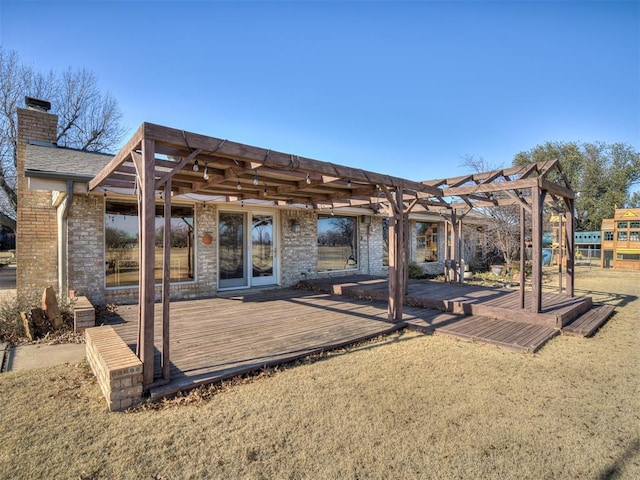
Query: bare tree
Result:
<box><xmin>55</xmin><ymin>68</ymin><xmax>125</xmax><ymax>151</ymax></box>
<box><xmin>459</xmin><ymin>155</ymin><xmax>521</xmax><ymax>265</ymax></box>
<box><xmin>0</xmin><ymin>47</ymin><xmax>126</xmax><ymax>226</ymax></box>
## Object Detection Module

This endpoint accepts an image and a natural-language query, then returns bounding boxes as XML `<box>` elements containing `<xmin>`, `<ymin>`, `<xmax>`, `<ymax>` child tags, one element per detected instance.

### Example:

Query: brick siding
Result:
<box><xmin>67</xmin><ymin>194</ymin><xmax>105</xmax><ymax>303</ymax></box>
<box><xmin>85</xmin><ymin>326</ymin><xmax>143</xmax><ymax>411</ymax></box>
<box><xmin>16</xmin><ymin>108</ymin><xmax>59</xmax><ymax>296</ymax></box>
<box><xmin>280</xmin><ymin>209</ymin><xmax>317</xmax><ymax>286</ymax></box>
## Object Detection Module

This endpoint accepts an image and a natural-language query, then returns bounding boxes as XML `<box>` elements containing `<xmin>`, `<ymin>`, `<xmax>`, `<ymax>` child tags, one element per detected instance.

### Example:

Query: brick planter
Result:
<box><xmin>85</xmin><ymin>326</ymin><xmax>143</xmax><ymax>411</ymax></box>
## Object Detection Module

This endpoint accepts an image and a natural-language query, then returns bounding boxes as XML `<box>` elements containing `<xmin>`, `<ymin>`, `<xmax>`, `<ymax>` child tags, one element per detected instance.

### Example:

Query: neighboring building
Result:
<box><xmin>601</xmin><ymin>208</ymin><xmax>640</xmax><ymax>270</ymax></box>
<box><xmin>17</xmin><ymin>105</ymin><xmax>486</xmax><ymax>306</ymax></box>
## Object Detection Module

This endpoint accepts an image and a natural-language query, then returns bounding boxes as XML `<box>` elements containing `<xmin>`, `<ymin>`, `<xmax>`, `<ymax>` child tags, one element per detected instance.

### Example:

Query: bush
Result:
<box><xmin>408</xmin><ymin>261</ymin><xmax>425</xmax><ymax>279</ymax></box>
<box><xmin>0</xmin><ymin>293</ymin><xmax>36</xmax><ymax>343</ymax></box>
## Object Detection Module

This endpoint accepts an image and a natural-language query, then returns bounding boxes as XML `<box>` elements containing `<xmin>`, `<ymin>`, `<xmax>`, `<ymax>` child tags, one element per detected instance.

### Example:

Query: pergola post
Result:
<box><xmin>161</xmin><ymin>179</ymin><xmax>172</xmax><ymax>383</ymax></box>
<box><xmin>558</xmin><ymin>212</ymin><xmax>564</xmax><ymax>293</ymax></box>
<box><xmin>403</xmin><ymin>209</ymin><xmax>410</xmax><ymax>295</ymax></box>
<box><xmin>386</xmin><ymin>186</ymin><xmax>405</xmax><ymax>322</ymax></box>
<box><xmin>519</xmin><ymin>205</ymin><xmax>526</xmax><ymax>309</ymax></box>
<box><xmin>531</xmin><ymin>184</ymin><xmax>546</xmax><ymax>314</ymax></box>
<box><xmin>443</xmin><ymin>219</ymin><xmax>450</xmax><ymax>282</ymax></box>
<box><xmin>449</xmin><ymin>211</ymin><xmax>458</xmax><ymax>283</ymax></box>
<box><xmin>565</xmin><ymin>197</ymin><xmax>575</xmax><ymax>296</ymax></box>
<box><xmin>457</xmin><ymin>217</ymin><xmax>464</xmax><ymax>283</ymax></box>
<box><xmin>138</xmin><ymin>138</ymin><xmax>156</xmax><ymax>387</ymax></box>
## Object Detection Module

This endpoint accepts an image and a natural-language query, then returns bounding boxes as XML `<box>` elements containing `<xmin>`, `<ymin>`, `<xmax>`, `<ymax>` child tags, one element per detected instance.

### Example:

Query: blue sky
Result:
<box><xmin>1</xmin><ymin>0</ymin><xmax>638</xmax><ymax>183</ymax></box>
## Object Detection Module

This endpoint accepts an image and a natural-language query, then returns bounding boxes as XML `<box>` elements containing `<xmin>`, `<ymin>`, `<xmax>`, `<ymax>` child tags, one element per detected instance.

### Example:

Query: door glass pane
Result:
<box><xmin>219</xmin><ymin>212</ymin><xmax>246</xmax><ymax>287</ymax></box>
<box><xmin>252</xmin><ymin>215</ymin><xmax>273</xmax><ymax>278</ymax></box>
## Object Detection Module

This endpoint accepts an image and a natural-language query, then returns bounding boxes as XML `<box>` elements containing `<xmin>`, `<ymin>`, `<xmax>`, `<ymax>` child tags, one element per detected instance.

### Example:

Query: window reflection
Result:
<box><xmin>416</xmin><ymin>222</ymin><xmax>438</xmax><ymax>262</ymax></box>
<box><xmin>317</xmin><ymin>215</ymin><xmax>358</xmax><ymax>271</ymax></box>
<box><xmin>105</xmin><ymin>202</ymin><xmax>194</xmax><ymax>287</ymax></box>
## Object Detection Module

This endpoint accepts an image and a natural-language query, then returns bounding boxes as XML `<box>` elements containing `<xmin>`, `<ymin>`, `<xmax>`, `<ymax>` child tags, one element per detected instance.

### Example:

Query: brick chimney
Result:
<box><xmin>16</xmin><ymin>98</ymin><xmax>60</xmax><ymax>295</ymax></box>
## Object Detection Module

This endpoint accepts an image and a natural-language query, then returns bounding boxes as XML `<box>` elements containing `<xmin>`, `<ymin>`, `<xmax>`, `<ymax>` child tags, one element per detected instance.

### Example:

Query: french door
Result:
<box><xmin>218</xmin><ymin>211</ymin><xmax>277</xmax><ymax>289</ymax></box>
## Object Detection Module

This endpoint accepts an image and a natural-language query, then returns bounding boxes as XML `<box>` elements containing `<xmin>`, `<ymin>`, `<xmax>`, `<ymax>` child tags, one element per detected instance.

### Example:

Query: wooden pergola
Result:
<box><xmin>89</xmin><ymin>123</ymin><xmax>575</xmax><ymax>388</ymax></box>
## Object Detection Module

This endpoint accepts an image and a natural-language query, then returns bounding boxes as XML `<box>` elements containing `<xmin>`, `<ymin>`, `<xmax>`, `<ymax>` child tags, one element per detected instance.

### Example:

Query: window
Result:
<box><xmin>617</xmin><ymin>231</ymin><xmax>628</xmax><ymax>242</ymax></box>
<box><xmin>317</xmin><ymin>215</ymin><xmax>358</xmax><ymax>271</ymax></box>
<box><xmin>630</xmin><ymin>231</ymin><xmax>640</xmax><ymax>242</ymax></box>
<box><xmin>630</xmin><ymin>221</ymin><xmax>640</xmax><ymax>229</ymax></box>
<box><xmin>105</xmin><ymin>201</ymin><xmax>195</xmax><ymax>287</ymax></box>
<box><xmin>617</xmin><ymin>253</ymin><xmax>640</xmax><ymax>261</ymax></box>
<box><xmin>617</xmin><ymin>221</ymin><xmax>628</xmax><ymax>229</ymax></box>
<box><xmin>416</xmin><ymin>222</ymin><xmax>439</xmax><ymax>262</ymax></box>
<box><xmin>604</xmin><ymin>231</ymin><xmax>614</xmax><ymax>241</ymax></box>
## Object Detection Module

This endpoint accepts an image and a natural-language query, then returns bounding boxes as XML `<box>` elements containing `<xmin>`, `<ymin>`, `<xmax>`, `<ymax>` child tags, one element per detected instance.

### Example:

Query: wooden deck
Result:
<box><xmin>307</xmin><ymin>276</ymin><xmax>592</xmax><ymax>328</ymax></box>
<box><xmin>105</xmin><ymin>284</ymin><xmax>570</xmax><ymax>399</ymax></box>
<box><xmin>107</xmin><ymin>289</ymin><xmax>423</xmax><ymax>399</ymax></box>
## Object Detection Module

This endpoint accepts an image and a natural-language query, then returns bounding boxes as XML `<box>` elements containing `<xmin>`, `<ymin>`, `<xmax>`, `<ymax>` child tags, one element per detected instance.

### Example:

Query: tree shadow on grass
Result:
<box><xmin>598</xmin><ymin>438</ymin><xmax>640</xmax><ymax>480</ymax></box>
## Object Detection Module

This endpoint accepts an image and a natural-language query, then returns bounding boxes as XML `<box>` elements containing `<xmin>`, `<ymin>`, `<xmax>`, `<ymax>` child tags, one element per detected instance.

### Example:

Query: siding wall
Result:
<box><xmin>280</xmin><ymin>209</ymin><xmax>318</xmax><ymax>286</ymax></box>
<box><xmin>67</xmin><ymin>195</ymin><xmax>105</xmax><ymax>302</ymax></box>
<box><xmin>16</xmin><ymin>108</ymin><xmax>59</xmax><ymax>296</ymax></box>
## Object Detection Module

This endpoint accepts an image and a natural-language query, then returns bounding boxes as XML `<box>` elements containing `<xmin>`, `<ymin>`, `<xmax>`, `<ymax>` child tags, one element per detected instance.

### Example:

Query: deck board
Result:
<box><xmin>430</xmin><ymin>315</ymin><xmax>559</xmax><ymax>353</ymax></box>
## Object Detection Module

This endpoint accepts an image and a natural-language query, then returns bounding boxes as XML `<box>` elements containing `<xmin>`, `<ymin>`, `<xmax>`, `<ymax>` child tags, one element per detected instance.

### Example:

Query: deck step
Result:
<box><xmin>435</xmin><ymin>317</ymin><xmax>558</xmax><ymax>353</ymax></box>
<box><xmin>405</xmin><ymin>313</ymin><xmax>559</xmax><ymax>353</ymax></box>
<box><xmin>562</xmin><ymin>303</ymin><xmax>616</xmax><ymax>337</ymax></box>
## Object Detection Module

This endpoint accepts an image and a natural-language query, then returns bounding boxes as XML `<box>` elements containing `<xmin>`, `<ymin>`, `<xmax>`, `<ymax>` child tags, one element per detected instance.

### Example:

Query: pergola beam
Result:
<box><xmin>442</xmin><ymin>177</ymin><xmax>538</xmax><ymax>196</ymax></box>
<box><xmin>89</xmin><ymin>125</ymin><xmax>143</xmax><ymax>190</ymax></box>
<box><xmin>141</xmin><ymin>123</ymin><xmax>443</xmax><ymax>197</ymax></box>
<box><xmin>155</xmin><ymin>148</ymin><xmax>202</xmax><ymax>189</ymax></box>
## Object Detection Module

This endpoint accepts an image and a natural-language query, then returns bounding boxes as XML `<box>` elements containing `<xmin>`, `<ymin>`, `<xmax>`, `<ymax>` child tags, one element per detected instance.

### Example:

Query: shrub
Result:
<box><xmin>408</xmin><ymin>261</ymin><xmax>425</xmax><ymax>279</ymax></box>
<box><xmin>0</xmin><ymin>293</ymin><xmax>36</xmax><ymax>343</ymax></box>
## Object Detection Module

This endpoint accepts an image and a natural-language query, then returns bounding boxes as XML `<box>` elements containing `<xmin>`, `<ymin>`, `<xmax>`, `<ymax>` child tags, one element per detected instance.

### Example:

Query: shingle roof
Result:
<box><xmin>25</xmin><ymin>143</ymin><xmax>113</xmax><ymax>179</ymax></box>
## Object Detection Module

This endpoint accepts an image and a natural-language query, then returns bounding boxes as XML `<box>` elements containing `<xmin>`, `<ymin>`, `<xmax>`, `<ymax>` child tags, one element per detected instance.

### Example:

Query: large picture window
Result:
<box><xmin>105</xmin><ymin>201</ymin><xmax>195</xmax><ymax>288</ymax></box>
<box><xmin>416</xmin><ymin>222</ymin><xmax>439</xmax><ymax>262</ymax></box>
<box><xmin>317</xmin><ymin>215</ymin><xmax>358</xmax><ymax>271</ymax></box>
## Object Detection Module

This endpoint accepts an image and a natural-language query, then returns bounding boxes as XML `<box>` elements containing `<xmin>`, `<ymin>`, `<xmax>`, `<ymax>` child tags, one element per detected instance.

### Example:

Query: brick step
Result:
<box><xmin>562</xmin><ymin>303</ymin><xmax>616</xmax><ymax>337</ymax></box>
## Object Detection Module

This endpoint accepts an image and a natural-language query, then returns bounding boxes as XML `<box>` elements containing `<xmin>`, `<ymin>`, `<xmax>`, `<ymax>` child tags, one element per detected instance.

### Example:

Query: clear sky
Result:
<box><xmin>1</xmin><ymin>0</ymin><xmax>638</xmax><ymax>183</ymax></box>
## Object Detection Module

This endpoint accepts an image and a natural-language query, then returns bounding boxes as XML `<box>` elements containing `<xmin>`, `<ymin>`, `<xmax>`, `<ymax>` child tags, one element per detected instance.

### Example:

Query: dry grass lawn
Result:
<box><xmin>0</xmin><ymin>267</ymin><xmax>638</xmax><ymax>479</ymax></box>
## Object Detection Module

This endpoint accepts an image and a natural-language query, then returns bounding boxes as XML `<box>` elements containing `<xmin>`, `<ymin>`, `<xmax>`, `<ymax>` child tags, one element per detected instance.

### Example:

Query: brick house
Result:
<box><xmin>17</xmin><ymin>104</ymin><xmax>487</xmax><ymax>306</ymax></box>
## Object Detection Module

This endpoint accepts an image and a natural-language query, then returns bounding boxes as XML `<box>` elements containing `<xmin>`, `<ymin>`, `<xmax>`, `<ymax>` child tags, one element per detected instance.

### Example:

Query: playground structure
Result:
<box><xmin>544</xmin><ymin>213</ymin><xmax>601</xmax><ymax>267</ymax></box>
<box><xmin>538</xmin><ymin>207</ymin><xmax>640</xmax><ymax>271</ymax></box>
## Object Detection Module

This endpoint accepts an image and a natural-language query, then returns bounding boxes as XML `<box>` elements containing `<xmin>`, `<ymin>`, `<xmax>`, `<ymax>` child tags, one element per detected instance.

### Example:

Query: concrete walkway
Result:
<box><xmin>2</xmin><ymin>343</ymin><xmax>86</xmax><ymax>372</ymax></box>
<box><xmin>0</xmin><ymin>263</ymin><xmax>87</xmax><ymax>373</ymax></box>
